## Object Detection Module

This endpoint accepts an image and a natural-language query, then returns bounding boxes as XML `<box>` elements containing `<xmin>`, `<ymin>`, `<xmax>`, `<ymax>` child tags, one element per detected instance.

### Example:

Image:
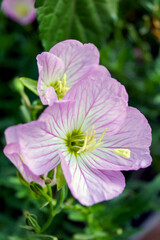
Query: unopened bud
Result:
<box><xmin>45</xmin><ymin>178</ymin><xmax>52</xmax><ymax>184</ymax></box>
<box><xmin>13</xmin><ymin>77</ymin><xmax>24</xmax><ymax>93</ymax></box>
<box><xmin>24</xmin><ymin>211</ymin><xmax>41</xmax><ymax>233</ymax></box>
<box><xmin>30</xmin><ymin>181</ymin><xmax>43</xmax><ymax>197</ymax></box>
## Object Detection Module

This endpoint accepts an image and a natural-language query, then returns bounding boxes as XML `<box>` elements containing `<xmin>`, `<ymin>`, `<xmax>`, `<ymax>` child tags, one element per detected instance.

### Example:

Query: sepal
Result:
<box><xmin>20</xmin><ymin>77</ymin><xmax>39</xmax><ymax>96</ymax></box>
<box><xmin>56</xmin><ymin>164</ymin><xmax>66</xmax><ymax>191</ymax></box>
<box><xmin>30</xmin><ymin>181</ymin><xmax>51</xmax><ymax>202</ymax></box>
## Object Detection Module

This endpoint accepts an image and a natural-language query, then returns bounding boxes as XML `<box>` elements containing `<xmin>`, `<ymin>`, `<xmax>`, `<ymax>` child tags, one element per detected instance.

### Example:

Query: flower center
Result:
<box><xmin>65</xmin><ymin>129</ymin><xmax>84</xmax><ymax>155</ymax></box>
<box><xmin>65</xmin><ymin>127</ymin><xmax>131</xmax><ymax>159</ymax></box>
<box><xmin>65</xmin><ymin>127</ymin><xmax>107</xmax><ymax>155</ymax></box>
<box><xmin>49</xmin><ymin>74</ymin><xmax>69</xmax><ymax>100</ymax></box>
<box><xmin>15</xmin><ymin>3</ymin><xmax>29</xmax><ymax>17</ymax></box>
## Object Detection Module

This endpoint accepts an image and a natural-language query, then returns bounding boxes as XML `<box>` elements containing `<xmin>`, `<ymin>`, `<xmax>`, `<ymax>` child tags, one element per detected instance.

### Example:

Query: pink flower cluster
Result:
<box><xmin>1</xmin><ymin>0</ymin><xmax>36</xmax><ymax>25</ymax></box>
<box><xmin>4</xmin><ymin>40</ymin><xmax>152</xmax><ymax>206</ymax></box>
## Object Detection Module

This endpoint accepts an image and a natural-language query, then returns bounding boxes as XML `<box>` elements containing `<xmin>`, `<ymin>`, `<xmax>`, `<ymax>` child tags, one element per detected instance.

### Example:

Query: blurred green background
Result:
<box><xmin>0</xmin><ymin>0</ymin><xmax>160</xmax><ymax>239</ymax></box>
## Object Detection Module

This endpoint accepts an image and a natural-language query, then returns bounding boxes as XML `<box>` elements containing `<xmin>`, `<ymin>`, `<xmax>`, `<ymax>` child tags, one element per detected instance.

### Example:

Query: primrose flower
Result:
<box><xmin>1</xmin><ymin>0</ymin><xmax>36</xmax><ymax>25</ymax></box>
<box><xmin>5</xmin><ymin>67</ymin><xmax>152</xmax><ymax>206</ymax></box>
<box><xmin>36</xmin><ymin>39</ymin><xmax>110</xmax><ymax>106</ymax></box>
<box><xmin>3</xmin><ymin>125</ymin><xmax>45</xmax><ymax>186</ymax></box>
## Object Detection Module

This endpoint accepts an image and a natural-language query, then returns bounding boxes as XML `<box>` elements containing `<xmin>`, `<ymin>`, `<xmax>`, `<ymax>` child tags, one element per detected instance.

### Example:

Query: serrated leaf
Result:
<box><xmin>36</xmin><ymin>0</ymin><xmax>119</xmax><ymax>51</ymax></box>
<box><xmin>56</xmin><ymin>164</ymin><xmax>66</xmax><ymax>191</ymax></box>
<box><xmin>20</xmin><ymin>77</ymin><xmax>39</xmax><ymax>96</ymax></box>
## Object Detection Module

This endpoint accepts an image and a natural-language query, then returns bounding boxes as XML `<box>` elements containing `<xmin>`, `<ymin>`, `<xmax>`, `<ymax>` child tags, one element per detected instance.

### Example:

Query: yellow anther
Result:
<box><xmin>97</xmin><ymin>128</ymin><xmax>108</xmax><ymax>143</ymax></box>
<box><xmin>20</xmin><ymin>155</ymin><xmax>25</xmax><ymax>163</ymax></box>
<box><xmin>62</xmin><ymin>73</ymin><xmax>67</xmax><ymax>86</ymax></box>
<box><xmin>113</xmin><ymin>149</ymin><xmax>130</xmax><ymax>159</ymax></box>
<box><xmin>49</xmin><ymin>73</ymin><xmax>69</xmax><ymax>99</ymax></box>
<box><xmin>57</xmin><ymin>78</ymin><xmax>62</xmax><ymax>92</ymax></box>
<box><xmin>78</xmin><ymin>127</ymin><xmax>108</xmax><ymax>153</ymax></box>
<box><xmin>66</xmin><ymin>127</ymin><xmax>131</xmax><ymax>158</ymax></box>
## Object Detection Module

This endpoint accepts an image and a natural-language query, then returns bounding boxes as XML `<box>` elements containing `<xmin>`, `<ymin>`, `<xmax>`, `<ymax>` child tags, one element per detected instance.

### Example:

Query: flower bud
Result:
<box><xmin>24</xmin><ymin>212</ymin><xmax>41</xmax><ymax>233</ymax></box>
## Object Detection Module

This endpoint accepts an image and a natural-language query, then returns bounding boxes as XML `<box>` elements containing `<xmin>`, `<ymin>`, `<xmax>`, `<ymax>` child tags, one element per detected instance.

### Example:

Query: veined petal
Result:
<box><xmin>63</xmin><ymin>70</ymin><xmax>128</xmax><ymax>136</ymax></box>
<box><xmin>86</xmin><ymin>107</ymin><xmax>152</xmax><ymax>171</ymax></box>
<box><xmin>45</xmin><ymin>86</ymin><xmax>58</xmax><ymax>106</ymax></box>
<box><xmin>49</xmin><ymin>40</ymin><xmax>101</xmax><ymax>87</ymax></box>
<box><xmin>49</xmin><ymin>39</ymin><xmax>83</xmax><ymax>57</ymax></box>
<box><xmin>18</xmin><ymin>121</ymin><xmax>62</xmax><ymax>175</ymax></box>
<box><xmin>4</xmin><ymin>125</ymin><xmax>44</xmax><ymax>185</ymax></box>
<box><xmin>39</xmin><ymin>101</ymin><xmax>76</xmax><ymax>139</ymax></box>
<box><xmin>37</xmin><ymin>52</ymin><xmax>64</xmax><ymax>105</ymax></box>
<box><xmin>60</xmin><ymin>150</ymin><xmax>125</xmax><ymax>206</ymax></box>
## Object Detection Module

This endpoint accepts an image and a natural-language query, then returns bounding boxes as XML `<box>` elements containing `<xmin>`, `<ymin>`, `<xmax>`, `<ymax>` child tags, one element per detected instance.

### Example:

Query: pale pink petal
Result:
<box><xmin>37</xmin><ymin>52</ymin><xmax>64</xmax><ymax>105</ymax></box>
<box><xmin>4</xmin><ymin>126</ymin><xmax>45</xmax><ymax>185</ymax></box>
<box><xmin>39</xmin><ymin>101</ymin><xmax>76</xmax><ymax>139</ymax></box>
<box><xmin>4</xmin><ymin>124</ymin><xmax>22</xmax><ymax>144</ymax></box>
<box><xmin>104</xmin><ymin>76</ymin><xmax>128</xmax><ymax>102</ymax></box>
<box><xmin>63</xmin><ymin>69</ymin><xmax>128</xmax><ymax>136</ymax></box>
<box><xmin>45</xmin><ymin>86</ymin><xmax>58</xmax><ymax>106</ymax></box>
<box><xmin>49</xmin><ymin>40</ymin><xmax>101</xmax><ymax>87</ymax></box>
<box><xmin>60</xmin><ymin>150</ymin><xmax>125</xmax><ymax>206</ymax></box>
<box><xmin>18</xmin><ymin>121</ymin><xmax>62</xmax><ymax>175</ymax></box>
<box><xmin>86</xmin><ymin>107</ymin><xmax>152</xmax><ymax>171</ymax></box>
<box><xmin>16</xmin><ymin>101</ymin><xmax>76</xmax><ymax>175</ymax></box>
<box><xmin>1</xmin><ymin>0</ymin><xmax>36</xmax><ymax>25</ymax></box>
<box><xmin>49</xmin><ymin>40</ymin><xmax>83</xmax><ymax>56</ymax></box>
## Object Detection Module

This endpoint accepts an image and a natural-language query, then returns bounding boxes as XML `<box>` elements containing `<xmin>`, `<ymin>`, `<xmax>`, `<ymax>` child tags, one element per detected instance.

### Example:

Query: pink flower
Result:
<box><xmin>37</xmin><ymin>39</ymin><xmax>110</xmax><ymax>106</ymax></box>
<box><xmin>4</xmin><ymin>67</ymin><xmax>152</xmax><ymax>206</ymax></box>
<box><xmin>3</xmin><ymin>125</ymin><xmax>45</xmax><ymax>186</ymax></box>
<box><xmin>1</xmin><ymin>0</ymin><xmax>36</xmax><ymax>25</ymax></box>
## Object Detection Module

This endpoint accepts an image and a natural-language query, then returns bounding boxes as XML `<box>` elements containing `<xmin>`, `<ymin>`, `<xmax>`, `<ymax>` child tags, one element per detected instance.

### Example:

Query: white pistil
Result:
<box><xmin>77</xmin><ymin>127</ymin><xmax>108</xmax><ymax>153</ymax></box>
<box><xmin>76</xmin><ymin>126</ymin><xmax>131</xmax><ymax>159</ymax></box>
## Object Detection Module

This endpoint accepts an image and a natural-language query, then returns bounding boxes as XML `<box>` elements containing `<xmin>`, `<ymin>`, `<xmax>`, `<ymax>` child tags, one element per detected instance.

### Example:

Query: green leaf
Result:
<box><xmin>47</xmin><ymin>169</ymin><xmax>54</xmax><ymax>180</ymax></box>
<box><xmin>56</xmin><ymin>164</ymin><xmax>66</xmax><ymax>191</ymax></box>
<box><xmin>74</xmin><ymin>232</ymin><xmax>108</xmax><ymax>240</ymax></box>
<box><xmin>35</xmin><ymin>0</ymin><xmax>45</xmax><ymax>8</ymax></box>
<box><xmin>20</xmin><ymin>77</ymin><xmax>39</xmax><ymax>96</ymax></box>
<box><xmin>36</xmin><ymin>0</ymin><xmax>119</xmax><ymax>51</ymax></box>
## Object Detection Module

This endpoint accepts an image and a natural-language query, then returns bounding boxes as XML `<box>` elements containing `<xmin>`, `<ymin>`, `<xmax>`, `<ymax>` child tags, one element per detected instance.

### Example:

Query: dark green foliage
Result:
<box><xmin>0</xmin><ymin>0</ymin><xmax>160</xmax><ymax>239</ymax></box>
<box><xmin>36</xmin><ymin>0</ymin><xmax>117</xmax><ymax>50</ymax></box>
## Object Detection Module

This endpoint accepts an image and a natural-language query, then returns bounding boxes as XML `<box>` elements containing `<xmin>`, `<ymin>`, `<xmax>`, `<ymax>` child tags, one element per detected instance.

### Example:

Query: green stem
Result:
<box><xmin>40</xmin><ymin>184</ymin><xmax>54</xmax><ymax>233</ymax></box>
<box><xmin>39</xmin><ymin>185</ymin><xmax>68</xmax><ymax>233</ymax></box>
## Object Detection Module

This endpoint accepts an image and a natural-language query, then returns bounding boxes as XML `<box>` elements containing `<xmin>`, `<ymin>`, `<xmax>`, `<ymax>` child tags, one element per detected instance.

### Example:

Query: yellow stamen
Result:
<box><xmin>20</xmin><ymin>155</ymin><xmax>25</xmax><ymax>163</ymax></box>
<box><xmin>66</xmin><ymin>127</ymin><xmax>131</xmax><ymax>158</ymax></box>
<box><xmin>113</xmin><ymin>149</ymin><xmax>130</xmax><ymax>159</ymax></box>
<box><xmin>78</xmin><ymin>127</ymin><xmax>108</xmax><ymax>153</ymax></box>
<box><xmin>49</xmin><ymin>73</ymin><xmax>69</xmax><ymax>99</ymax></box>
